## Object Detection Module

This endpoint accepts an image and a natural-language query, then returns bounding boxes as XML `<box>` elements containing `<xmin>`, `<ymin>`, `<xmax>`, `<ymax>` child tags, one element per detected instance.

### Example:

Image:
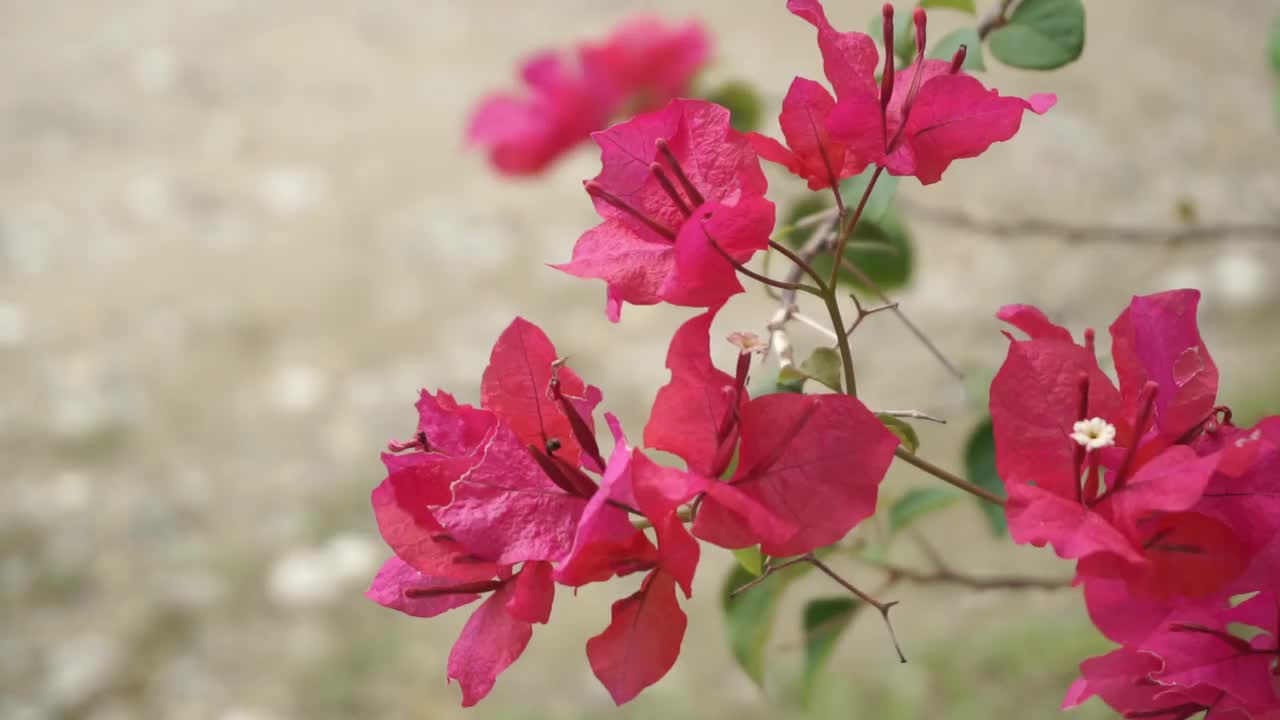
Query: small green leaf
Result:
<box><xmin>721</xmin><ymin>561</ymin><xmax>810</xmax><ymax>686</ymax></box>
<box><xmin>732</xmin><ymin>546</ymin><xmax>765</xmax><ymax>577</ymax></box>
<box><xmin>801</xmin><ymin>596</ymin><xmax>861</xmax><ymax>702</ymax></box>
<box><xmin>921</xmin><ymin>0</ymin><xmax>977</xmax><ymax>13</ymax></box>
<box><xmin>837</xmin><ymin>206</ymin><xmax>914</xmax><ymax>293</ymax></box>
<box><xmin>988</xmin><ymin>0</ymin><xmax>1085</xmax><ymax>70</ymax></box>
<box><xmin>1270</xmin><ymin>17</ymin><xmax>1280</xmax><ymax>74</ymax></box>
<box><xmin>964</xmin><ymin>417</ymin><xmax>1008</xmax><ymax>536</ymax></box>
<box><xmin>800</xmin><ymin>347</ymin><xmax>844</xmax><ymax>393</ymax></box>
<box><xmin>774</xmin><ymin>195</ymin><xmax>833</xmax><ymax>248</ymax></box>
<box><xmin>704</xmin><ymin>80</ymin><xmax>764</xmax><ymax>133</ymax></box>
<box><xmin>928</xmin><ymin>28</ymin><xmax>986</xmax><ymax>71</ymax></box>
<box><xmin>840</xmin><ymin>166</ymin><xmax>900</xmax><ymax>224</ymax></box>
<box><xmin>779</xmin><ymin>173</ymin><xmax>913</xmax><ymax>293</ymax></box>
<box><xmin>875</xmin><ymin>413</ymin><xmax>920</xmax><ymax>454</ymax></box>
<box><xmin>775</xmin><ymin>366</ymin><xmax>808</xmax><ymax>394</ymax></box>
<box><xmin>889</xmin><ymin>487</ymin><xmax>960</xmax><ymax>534</ymax></box>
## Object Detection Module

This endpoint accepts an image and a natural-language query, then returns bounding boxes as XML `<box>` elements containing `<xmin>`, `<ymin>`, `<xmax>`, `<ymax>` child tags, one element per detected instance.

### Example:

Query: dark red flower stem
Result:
<box><xmin>948</xmin><ymin>45</ymin><xmax>967</xmax><ymax>73</ymax></box>
<box><xmin>768</xmin><ymin>239</ymin><xmax>829</xmax><ymax>290</ymax></box>
<box><xmin>886</xmin><ymin>9</ymin><xmax>929</xmax><ymax>153</ymax></box>
<box><xmin>648</xmin><ymin>162</ymin><xmax>693</xmax><ymax>217</ymax></box>
<box><xmin>879</xmin><ymin>3</ymin><xmax>896</xmax><ymax>151</ymax></box>
<box><xmin>404</xmin><ymin>579</ymin><xmax>504</xmax><ymax>599</ymax></box>
<box><xmin>548</xmin><ymin>373</ymin><xmax>608</xmax><ymax>472</ymax></box>
<box><xmin>1111</xmin><ymin>381</ymin><xmax>1160</xmax><ymax>493</ymax></box>
<box><xmin>655</xmin><ymin>138</ymin><xmax>705</xmax><ymax>206</ymax></box>
<box><xmin>585</xmin><ymin>181</ymin><xmax>676</xmax><ymax>241</ymax></box>
<box><xmin>527</xmin><ymin>444</ymin><xmax>599</xmax><ymax>499</ymax></box>
<box><xmin>1072</xmin><ymin>371</ymin><xmax>1090</xmax><ymax>504</ymax></box>
<box><xmin>701</xmin><ymin>221</ymin><xmax>823</xmax><ymax>297</ymax></box>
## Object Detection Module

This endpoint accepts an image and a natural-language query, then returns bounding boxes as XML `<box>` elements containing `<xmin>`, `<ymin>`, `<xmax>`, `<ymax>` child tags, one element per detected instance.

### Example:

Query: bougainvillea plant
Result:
<box><xmin>373</xmin><ymin>1</ymin><xmax>1279</xmax><ymax>716</ymax></box>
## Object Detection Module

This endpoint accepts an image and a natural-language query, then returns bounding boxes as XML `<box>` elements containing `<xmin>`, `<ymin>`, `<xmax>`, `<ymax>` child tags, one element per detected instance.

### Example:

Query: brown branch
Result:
<box><xmin>879</xmin><ymin>562</ymin><xmax>1072</xmax><ymax>591</ymax></box>
<box><xmin>894</xmin><ymin>446</ymin><xmax>1006</xmax><ymax>507</ymax></box>
<box><xmin>977</xmin><ymin>0</ymin><xmax>1016</xmax><ymax>39</ymax></box>
<box><xmin>728</xmin><ymin>556</ymin><xmax>810</xmax><ymax>597</ymax></box>
<box><xmin>807</xmin><ymin>554</ymin><xmax>907</xmax><ymax>663</ymax></box>
<box><xmin>839</xmin><ymin>257</ymin><xmax>964</xmax><ymax>381</ymax></box>
<box><xmin>904</xmin><ymin>201</ymin><xmax>1280</xmax><ymax>246</ymax></box>
<box><xmin>875</xmin><ymin>409</ymin><xmax>946</xmax><ymax>424</ymax></box>
<box><xmin>846</xmin><ymin>291</ymin><xmax>899</xmax><ymax>336</ymax></box>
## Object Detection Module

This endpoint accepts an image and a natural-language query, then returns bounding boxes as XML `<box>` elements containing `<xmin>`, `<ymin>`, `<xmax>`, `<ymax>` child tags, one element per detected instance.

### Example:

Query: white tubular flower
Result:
<box><xmin>1070</xmin><ymin>417</ymin><xmax>1116</xmax><ymax>451</ymax></box>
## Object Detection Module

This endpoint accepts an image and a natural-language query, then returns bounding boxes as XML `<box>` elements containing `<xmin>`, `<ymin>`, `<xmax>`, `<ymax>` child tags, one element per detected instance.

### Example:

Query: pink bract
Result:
<box><xmin>553</xmin><ymin>99</ymin><xmax>776</xmax><ymax>321</ymax></box>
<box><xmin>468</xmin><ymin>16</ymin><xmax>710</xmax><ymax>176</ymax></box>
<box><xmin>754</xmin><ymin>0</ymin><xmax>1055</xmax><ymax>186</ymax></box>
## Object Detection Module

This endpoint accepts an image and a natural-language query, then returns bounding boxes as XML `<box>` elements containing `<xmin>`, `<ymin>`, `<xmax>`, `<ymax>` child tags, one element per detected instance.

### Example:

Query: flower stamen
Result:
<box><xmin>1070</xmin><ymin>417</ymin><xmax>1117</xmax><ymax>452</ymax></box>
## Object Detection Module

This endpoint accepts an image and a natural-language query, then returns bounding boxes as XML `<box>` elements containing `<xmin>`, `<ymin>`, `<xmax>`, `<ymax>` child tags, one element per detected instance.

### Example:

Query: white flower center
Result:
<box><xmin>1070</xmin><ymin>417</ymin><xmax>1116</xmax><ymax>451</ymax></box>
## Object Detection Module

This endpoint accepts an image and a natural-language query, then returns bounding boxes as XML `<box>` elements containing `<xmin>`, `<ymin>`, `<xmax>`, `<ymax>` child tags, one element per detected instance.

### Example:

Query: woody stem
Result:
<box><xmin>894</xmin><ymin>447</ymin><xmax>1006</xmax><ymax>507</ymax></box>
<box><xmin>829</xmin><ymin>166</ymin><xmax>884</xmax><ymax>290</ymax></box>
<box><xmin>807</xmin><ymin>554</ymin><xmax>906</xmax><ymax>663</ymax></box>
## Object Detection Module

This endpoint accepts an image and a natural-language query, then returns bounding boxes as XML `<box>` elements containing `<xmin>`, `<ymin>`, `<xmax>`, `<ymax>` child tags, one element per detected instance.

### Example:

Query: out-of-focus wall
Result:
<box><xmin>1</xmin><ymin>2</ymin><xmax>1277</xmax><ymax>718</ymax></box>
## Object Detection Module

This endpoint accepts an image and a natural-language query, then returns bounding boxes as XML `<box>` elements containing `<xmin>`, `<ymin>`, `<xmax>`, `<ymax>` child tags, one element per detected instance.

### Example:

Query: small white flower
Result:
<box><xmin>1070</xmin><ymin>417</ymin><xmax>1116</xmax><ymax>451</ymax></box>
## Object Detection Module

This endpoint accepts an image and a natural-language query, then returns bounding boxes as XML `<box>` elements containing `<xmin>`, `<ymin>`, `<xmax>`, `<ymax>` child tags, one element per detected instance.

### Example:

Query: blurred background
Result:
<box><xmin>2</xmin><ymin>1</ymin><xmax>1279</xmax><ymax>718</ymax></box>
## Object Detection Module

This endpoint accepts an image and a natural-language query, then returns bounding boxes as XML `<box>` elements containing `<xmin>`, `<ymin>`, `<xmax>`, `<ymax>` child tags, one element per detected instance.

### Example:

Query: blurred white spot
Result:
<box><xmin>165</xmin><ymin>571</ymin><xmax>226</xmax><ymax>611</ymax></box>
<box><xmin>221</xmin><ymin>707</ymin><xmax>279</xmax><ymax>720</ymax></box>
<box><xmin>133</xmin><ymin>46</ymin><xmax>180</xmax><ymax>94</ymax></box>
<box><xmin>267</xmin><ymin>534</ymin><xmax>377</xmax><ymax>608</ymax></box>
<box><xmin>257</xmin><ymin>168</ymin><xmax>324</xmax><ymax>217</ymax></box>
<box><xmin>1157</xmin><ymin>267</ymin><xmax>1203</xmax><ymax>294</ymax></box>
<box><xmin>0</xmin><ymin>303</ymin><xmax>29</xmax><ymax>347</ymax></box>
<box><xmin>49</xmin><ymin>471</ymin><xmax>92</xmax><ymax>514</ymax></box>
<box><xmin>122</xmin><ymin>175</ymin><xmax>174</xmax><ymax>223</ymax></box>
<box><xmin>268</xmin><ymin>547</ymin><xmax>337</xmax><ymax>608</ymax></box>
<box><xmin>1213</xmin><ymin>252</ymin><xmax>1266</xmax><ymax>307</ymax></box>
<box><xmin>268</xmin><ymin>365</ymin><xmax>326</xmax><ymax>414</ymax></box>
<box><xmin>43</xmin><ymin>635</ymin><xmax>121</xmax><ymax>709</ymax></box>
<box><xmin>325</xmin><ymin>533</ymin><xmax>379</xmax><ymax>582</ymax></box>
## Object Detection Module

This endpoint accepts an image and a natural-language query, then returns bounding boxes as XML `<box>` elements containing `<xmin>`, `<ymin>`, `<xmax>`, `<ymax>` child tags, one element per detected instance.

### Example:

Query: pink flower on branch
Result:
<box><xmin>555</xmin><ymin>99</ymin><xmax>776</xmax><ymax>321</ymax></box>
<box><xmin>989</xmin><ymin>290</ymin><xmax>1253</xmax><ymax>600</ymax></box>
<box><xmin>647</xmin><ymin>308</ymin><xmax>897</xmax><ymax>556</ymax></box>
<box><xmin>467</xmin><ymin>16</ymin><xmax>709</xmax><ymax>176</ymax></box>
<box><xmin>752</xmin><ymin>1</ymin><xmax>1055</xmax><ymax>187</ymax></box>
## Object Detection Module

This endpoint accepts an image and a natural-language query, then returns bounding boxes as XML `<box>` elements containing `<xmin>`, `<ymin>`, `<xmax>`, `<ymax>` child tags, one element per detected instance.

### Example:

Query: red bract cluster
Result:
<box><xmin>466</xmin><ymin>16</ymin><xmax>709</xmax><ymax>176</ymax></box>
<box><xmin>990</xmin><ymin>290</ymin><xmax>1280</xmax><ymax>716</ymax></box>
<box><xmin>749</xmin><ymin>1</ymin><xmax>1055</xmax><ymax>187</ymax></box>
<box><xmin>555</xmin><ymin>99</ymin><xmax>776</xmax><ymax>321</ymax></box>
<box><xmin>367</xmin><ymin>313</ymin><xmax>896</xmax><ymax>705</ymax></box>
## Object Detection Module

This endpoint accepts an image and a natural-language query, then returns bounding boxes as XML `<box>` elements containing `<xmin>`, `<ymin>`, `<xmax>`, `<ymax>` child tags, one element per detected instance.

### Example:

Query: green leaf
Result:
<box><xmin>775</xmin><ymin>366</ymin><xmax>808</xmax><ymax>394</ymax></box>
<box><xmin>921</xmin><ymin>0</ymin><xmax>977</xmax><ymax>13</ymax></box>
<box><xmin>1270</xmin><ymin>17</ymin><xmax>1280</xmax><ymax>74</ymax></box>
<box><xmin>774</xmin><ymin>195</ymin><xmax>833</xmax><ymax>248</ymax></box>
<box><xmin>988</xmin><ymin>0</ymin><xmax>1085</xmax><ymax>70</ymax></box>
<box><xmin>704</xmin><ymin>80</ymin><xmax>764</xmax><ymax>133</ymax></box>
<box><xmin>801</xmin><ymin>596</ymin><xmax>861</xmax><ymax>702</ymax></box>
<box><xmin>875</xmin><ymin>413</ymin><xmax>920</xmax><ymax>454</ymax></box>
<box><xmin>835</xmin><ymin>206</ymin><xmax>915</xmax><ymax>293</ymax></box>
<box><xmin>800</xmin><ymin>347</ymin><xmax>844</xmax><ymax>393</ymax></box>
<box><xmin>721</xmin><ymin>561</ymin><xmax>810</xmax><ymax>687</ymax></box>
<box><xmin>778</xmin><ymin>173</ymin><xmax>913</xmax><ymax>293</ymax></box>
<box><xmin>732</xmin><ymin>546</ymin><xmax>765</xmax><ymax>577</ymax></box>
<box><xmin>840</xmin><ymin>167</ymin><xmax>900</xmax><ymax>224</ymax></box>
<box><xmin>928</xmin><ymin>28</ymin><xmax>987</xmax><ymax>71</ymax></box>
<box><xmin>889</xmin><ymin>487</ymin><xmax>960</xmax><ymax>534</ymax></box>
<box><xmin>964</xmin><ymin>417</ymin><xmax>1008</xmax><ymax>536</ymax></box>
